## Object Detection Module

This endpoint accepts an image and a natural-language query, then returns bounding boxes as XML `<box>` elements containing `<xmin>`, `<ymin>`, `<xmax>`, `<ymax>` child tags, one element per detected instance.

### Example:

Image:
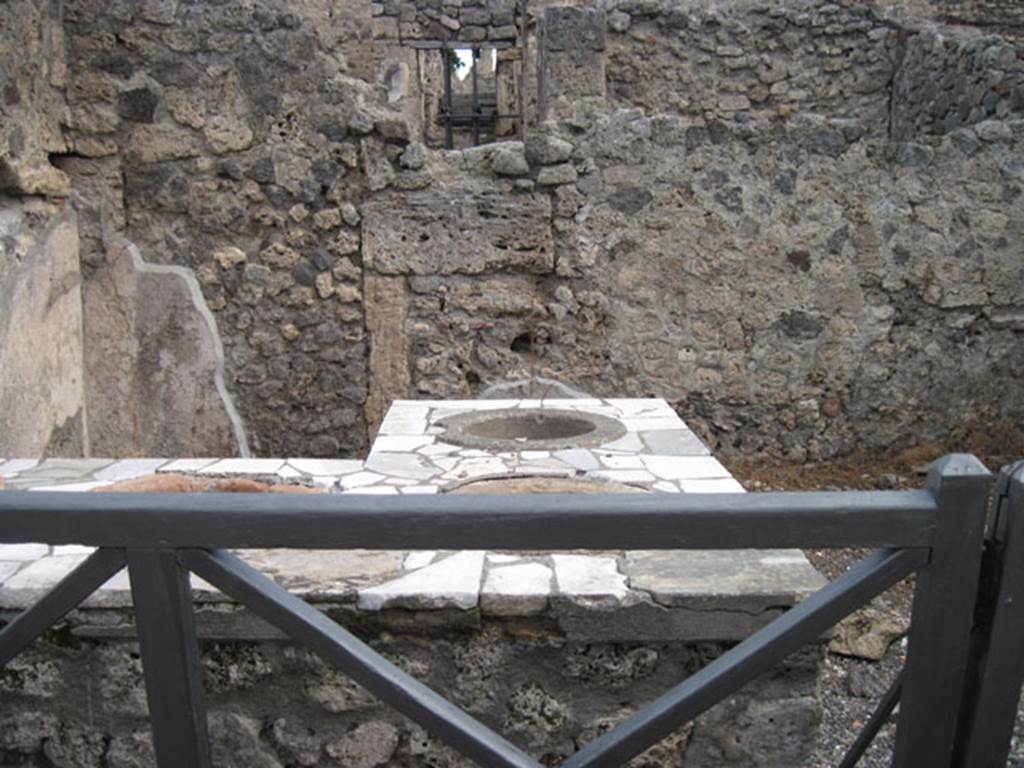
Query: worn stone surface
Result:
<box><xmin>372</xmin><ymin>0</ymin><xmax>525</xmax><ymax>44</ymax></box>
<box><xmin>0</xmin><ymin>624</ymin><xmax>824</xmax><ymax>767</ymax></box>
<box><xmin>628</xmin><ymin>550</ymin><xmax>826</xmax><ymax>613</ymax></box>
<box><xmin>0</xmin><ymin>1</ymin><xmax>70</xmax><ymax>197</ymax></box>
<box><xmin>365</xmin><ymin>274</ymin><xmax>411</xmax><ymax>440</ymax></box>
<box><xmin>892</xmin><ymin>32</ymin><xmax>1024</xmax><ymax>139</ymax></box>
<box><xmin>82</xmin><ymin>240</ymin><xmax>242</xmax><ymax>458</ymax></box>
<box><xmin>0</xmin><ymin>203</ymin><xmax>86</xmax><ymax>457</ymax></box>
<box><xmin>603</xmin><ymin>2</ymin><xmax>898</xmax><ymax>131</ymax></box>
<box><xmin>363</xmin><ymin>188</ymin><xmax>554</xmax><ymax>275</ymax></box>
<box><xmin>829</xmin><ymin>606</ymin><xmax>911</xmax><ymax>661</ymax></box>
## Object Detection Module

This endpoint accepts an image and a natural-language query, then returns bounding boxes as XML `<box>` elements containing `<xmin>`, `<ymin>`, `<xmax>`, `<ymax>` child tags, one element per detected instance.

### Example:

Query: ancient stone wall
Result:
<box><xmin>60</xmin><ymin>0</ymin><xmax>380</xmax><ymax>457</ymax></box>
<box><xmin>0</xmin><ymin>0</ymin><xmax>71</xmax><ymax>198</ymax></box>
<box><xmin>372</xmin><ymin>0</ymin><xmax>524</xmax><ymax>44</ymax></box>
<box><xmin>0</xmin><ymin>615</ymin><xmax>822</xmax><ymax>767</ymax></box>
<box><xmin>82</xmin><ymin>238</ymin><xmax>246</xmax><ymax>458</ymax></box>
<box><xmin>929</xmin><ymin>0</ymin><xmax>1024</xmax><ymax>35</ymax></box>
<box><xmin>602</xmin><ymin>1</ymin><xmax>901</xmax><ymax>134</ymax></box>
<box><xmin>892</xmin><ymin>30</ymin><xmax>1024</xmax><ymax>139</ymax></box>
<box><xmin>0</xmin><ymin>1</ymin><xmax>87</xmax><ymax>458</ymax></box>
<box><xmin>52</xmin><ymin>0</ymin><xmax>1024</xmax><ymax>461</ymax></box>
<box><xmin>0</xmin><ymin>201</ymin><xmax>87</xmax><ymax>457</ymax></box>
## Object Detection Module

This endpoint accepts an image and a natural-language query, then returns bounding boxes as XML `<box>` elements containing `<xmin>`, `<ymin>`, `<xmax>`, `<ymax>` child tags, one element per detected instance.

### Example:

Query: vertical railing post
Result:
<box><xmin>443</xmin><ymin>46</ymin><xmax>454</xmax><ymax>149</ymax></box>
<box><xmin>954</xmin><ymin>461</ymin><xmax>1024</xmax><ymax>768</ymax></box>
<box><xmin>127</xmin><ymin>549</ymin><xmax>212</xmax><ymax>768</ymax></box>
<box><xmin>892</xmin><ymin>454</ymin><xmax>992</xmax><ymax>767</ymax></box>
<box><xmin>471</xmin><ymin>46</ymin><xmax>481</xmax><ymax>146</ymax></box>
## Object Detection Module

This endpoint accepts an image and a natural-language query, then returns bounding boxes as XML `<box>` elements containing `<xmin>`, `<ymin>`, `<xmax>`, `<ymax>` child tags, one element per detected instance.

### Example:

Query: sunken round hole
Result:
<box><xmin>465</xmin><ymin>413</ymin><xmax>596</xmax><ymax>441</ymax></box>
<box><xmin>436</xmin><ymin>408</ymin><xmax>628</xmax><ymax>451</ymax></box>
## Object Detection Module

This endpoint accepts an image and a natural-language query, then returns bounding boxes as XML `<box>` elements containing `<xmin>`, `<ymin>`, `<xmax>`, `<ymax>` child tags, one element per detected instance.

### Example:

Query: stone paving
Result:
<box><xmin>0</xmin><ymin>399</ymin><xmax>824</xmax><ymax>641</ymax></box>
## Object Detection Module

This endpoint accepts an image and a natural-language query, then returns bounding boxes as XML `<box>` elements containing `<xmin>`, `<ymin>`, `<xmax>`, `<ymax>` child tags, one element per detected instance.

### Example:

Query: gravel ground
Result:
<box><xmin>808</xmin><ymin>640</ymin><xmax>906</xmax><ymax>767</ymax></box>
<box><xmin>807</xmin><ymin>615</ymin><xmax>1024</xmax><ymax>768</ymax></box>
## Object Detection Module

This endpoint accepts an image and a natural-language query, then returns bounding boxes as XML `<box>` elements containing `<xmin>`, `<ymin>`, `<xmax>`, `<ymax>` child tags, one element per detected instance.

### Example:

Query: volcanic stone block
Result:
<box><xmin>543</xmin><ymin>7</ymin><xmax>606</xmax><ymax>52</ymax></box>
<box><xmin>362</xmin><ymin>188</ymin><xmax>553</xmax><ymax>275</ymax></box>
<box><xmin>540</xmin><ymin>7</ymin><xmax>607</xmax><ymax>117</ymax></box>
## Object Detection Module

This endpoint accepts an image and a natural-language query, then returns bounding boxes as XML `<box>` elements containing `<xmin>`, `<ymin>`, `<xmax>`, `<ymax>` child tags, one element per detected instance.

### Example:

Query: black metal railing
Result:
<box><xmin>1</xmin><ymin>454</ymin><xmax>1022</xmax><ymax>768</ymax></box>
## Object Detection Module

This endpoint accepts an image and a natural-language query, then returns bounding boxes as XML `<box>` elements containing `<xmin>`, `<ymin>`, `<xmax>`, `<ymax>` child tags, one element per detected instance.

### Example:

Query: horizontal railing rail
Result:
<box><xmin>0</xmin><ymin>453</ymin><xmax>1014</xmax><ymax>768</ymax></box>
<box><xmin>0</xmin><ymin>488</ymin><xmax>939</xmax><ymax>549</ymax></box>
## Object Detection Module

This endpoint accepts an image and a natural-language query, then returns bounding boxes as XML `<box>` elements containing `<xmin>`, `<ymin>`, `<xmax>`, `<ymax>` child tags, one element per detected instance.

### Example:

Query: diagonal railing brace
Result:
<box><xmin>562</xmin><ymin>547</ymin><xmax>928</xmax><ymax>768</ymax></box>
<box><xmin>0</xmin><ymin>547</ymin><xmax>125</xmax><ymax>667</ymax></box>
<box><xmin>181</xmin><ymin>548</ymin><xmax>542</xmax><ymax>768</ymax></box>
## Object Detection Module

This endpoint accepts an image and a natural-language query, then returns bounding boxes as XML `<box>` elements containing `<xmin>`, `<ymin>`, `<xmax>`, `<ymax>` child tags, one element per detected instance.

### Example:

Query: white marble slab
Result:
<box><xmin>199</xmin><ymin>458</ymin><xmax>285</xmax><ymax>475</ymax></box>
<box><xmin>93</xmin><ymin>459</ymin><xmax>168</xmax><ymax>482</ymax></box>
<box><xmin>481</xmin><ymin>563</ymin><xmax>553</xmax><ymax>616</ymax></box>
<box><xmin>288</xmin><ymin>459</ymin><xmax>364</xmax><ymax>476</ymax></box>
<box><xmin>357</xmin><ymin>550</ymin><xmax>486</xmax><ymax>611</ymax></box>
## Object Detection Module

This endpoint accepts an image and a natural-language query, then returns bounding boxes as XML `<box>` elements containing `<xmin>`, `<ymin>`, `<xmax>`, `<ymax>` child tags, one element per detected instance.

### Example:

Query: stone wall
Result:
<box><xmin>82</xmin><ymin>238</ymin><xmax>246</xmax><ymax>458</ymax></box>
<box><xmin>372</xmin><ymin>0</ymin><xmax>524</xmax><ymax>44</ymax></box>
<box><xmin>0</xmin><ymin>1</ymin><xmax>87</xmax><ymax>458</ymax></box>
<box><xmin>601</xmin><ymin>0</ymin><xmax>900</xmax><ymax>134</ymax></box>
<box><xmin>0</xmin><ymin>202</ymin><xmax>87</xmax><ymax>457</ymax></box>
<box><xmin>929</xmin><ymin>0</ymin><xmax>1024</xmax><ymax>35</ymax></box>
<box><xmin>50</xmin><ymin>0</ymin><xmax>1024</xmax><ymax>460</ymax></box>
<box><xmin>892</xmin><ymin>30</ymin><xmax>1024</xmax><ymax>139</ymax></box>
<box><xmin>60</xmin><ymin>0</ymin><xmax>379</xmax><ymax>457</ymax></box>
<box><xmin>0</xmin><ymin>0</ymin><xmax>71</xmax><ymax>199</ymax></box>
<box><xmin>0</xmin><ymin>615</ymin><xmax>822</xmax><ymax>767</ymax></box>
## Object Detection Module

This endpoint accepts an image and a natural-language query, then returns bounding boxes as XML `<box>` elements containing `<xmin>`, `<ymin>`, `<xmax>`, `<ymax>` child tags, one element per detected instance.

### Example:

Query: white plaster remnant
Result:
<box><xmin>119</xmin><ymin>239</ymin><xmax>251</xmax><ymax>457</ymax></box>
<box><xmin>481</xmin><ymin>563</ymin><xmax>553</xmax><ymax>615</ymax></box>
<box><xmin>357</xmin><ymin>550</ymin><xmax>486</xmax><ymax>611</ymax></box>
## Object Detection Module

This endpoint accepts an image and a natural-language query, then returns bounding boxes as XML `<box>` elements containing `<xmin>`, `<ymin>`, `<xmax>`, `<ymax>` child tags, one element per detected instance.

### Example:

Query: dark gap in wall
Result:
<box><xmin>886</xmin><ymin>27</ymin><xmax>912</xmax><ymax>141</ymax></box>
<box><xmin>510</xmin><ymin>332</ymin><xmax>532</xmax><ymax>353</ymax></box>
